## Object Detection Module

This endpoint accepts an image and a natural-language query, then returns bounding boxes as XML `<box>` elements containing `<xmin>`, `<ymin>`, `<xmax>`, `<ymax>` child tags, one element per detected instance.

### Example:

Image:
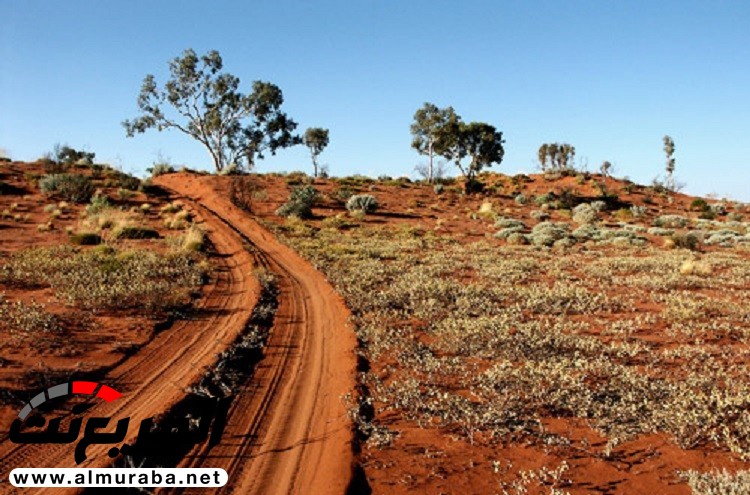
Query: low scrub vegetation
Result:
<box><xmin>276</xmin><ymin>185</ymin><xmax>318</xmax><ymax>219</ymax></box>
<box><xmin>0</xmin><ymin>294</ymin><xmax>65</xmax><ymax>345</ymax></box>
<box><xmin>39</xmin><ymin>173</ymin><xmax>95</xmax><ymax>203</ymax></box>
<box><xmin>346</xmin><ymin>194</ymin><xmax>378</xmax><ymax>214</ymax></box>
<box><xmin>271</xmin><ymin>222</ymin><xmax>750</xmax><ymax>473</ymax></box>
<box><xmin>0</xmin><ymin>246</ymin><xmax>205</xmax><ymax>313</ymax></box>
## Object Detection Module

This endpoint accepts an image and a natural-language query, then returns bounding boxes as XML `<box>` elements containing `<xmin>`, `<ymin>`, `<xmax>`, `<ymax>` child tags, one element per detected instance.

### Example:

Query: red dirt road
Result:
<box><xmin>0</xmin><ymin>180</ymin><xmax>260</xmax><ymax>493</ymax></box>
<box><xmin>157</xmin><ymin>174</ymin><xmax>357</xmax><ymax>495</ymax></box>
<box><xmin>0</xmin><ymin>173</ymin><xmax>356</xmax><ymax>495</ymax></box>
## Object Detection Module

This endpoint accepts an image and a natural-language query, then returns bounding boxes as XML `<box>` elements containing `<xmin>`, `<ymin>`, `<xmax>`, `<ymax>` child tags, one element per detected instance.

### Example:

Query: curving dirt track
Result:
<box><xmin>0</xmin><ymin>182</ymin><xmax>260</xmax><ymax>493</ymax></box>
<box><xmin>0</xmin><ymin>174</ymin><xmax>356</xmax><ymax>495</ymax></box>
<box><xmin>156</xmin><ymin>174</ymin><xmax>356</xmax><ymax>495</ymax></box>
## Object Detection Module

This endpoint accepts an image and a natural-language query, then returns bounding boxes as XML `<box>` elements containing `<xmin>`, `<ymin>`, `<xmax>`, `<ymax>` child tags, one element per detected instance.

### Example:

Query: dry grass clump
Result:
<box><xmin>174</xmin><ymin>224</ymin><xmax>206</xmax><ymax>252</ymax></box>
<box><xmin>680</xmin><ymin>259</ymin><xmax>712</xmax><ymax>276</ymax></box>
<box><xmin>0</xmin><ymin>246</ymin><xmax>205</xmax><ymax>312</ymax></box>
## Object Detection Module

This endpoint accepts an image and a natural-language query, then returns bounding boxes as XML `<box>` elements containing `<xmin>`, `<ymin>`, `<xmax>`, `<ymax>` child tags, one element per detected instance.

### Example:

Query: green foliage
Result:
<box><xmin>538</xmin><ymin>143</ymin><xmax>576</xmax><ymax>172</ymax></box>
<box><xmin>39</xmin><ymin>173</ymin><xmax>95</xmax><ymax>203</ymax></box>
<box><xmin>124</xmin><ymin>48</ymin><xmax>301</xmax><ymax>172</ymax></box>
<box><xmin>303</xmin><ymin>127</ymin><xmax>330</xmax><ymax>178</ymax></box>
<box><xmin>691</xmin><ymin>198</ymin><xmax>709</xmax><ymax>211</ymax></box>
<box><xmin>346</xmin><ymin>194</ymin><xmax>378</xmax><ymax>214</ymax></box>
<box><xmin>86</xmin><ymin>194</ymin><xmax>111</xmax><ymax>216</ymax></box>
<box><xmin>46</xmin><ymin>143</ymin><xmax>95</xmax><ymax>166</ymax></box>
<box><xmin>275</xmin><ymin>185</ymin><xmax>318</xmax><ymax>219</ymax></box>
<box><xmin>411</xmin><ymin>103</ymin><xmax>460</xmax><ymax>183</ymax></box>
<box><xmin>440</xmin><ymin>121</ymin><xmax>505</xmax><ymax>193</ymax></box>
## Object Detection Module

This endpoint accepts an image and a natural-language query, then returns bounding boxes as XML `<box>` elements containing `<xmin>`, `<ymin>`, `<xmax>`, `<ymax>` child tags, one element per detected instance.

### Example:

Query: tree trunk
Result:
<box><xmin>427</xmin><ymin>141</ymin><xmax>434</xmax><ymax>184</ymax></box>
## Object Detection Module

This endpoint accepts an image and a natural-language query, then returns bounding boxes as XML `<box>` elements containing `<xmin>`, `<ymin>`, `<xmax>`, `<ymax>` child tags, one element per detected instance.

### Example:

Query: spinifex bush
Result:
<box><xmin>0</xmin><ymin>246</ymin><xmax>204</xmax><ymax>312</ymax></box>
<box><xmin>39</xmin><ymin>173</ymin><xmax>95</xmax><ymax>203</ymax></box>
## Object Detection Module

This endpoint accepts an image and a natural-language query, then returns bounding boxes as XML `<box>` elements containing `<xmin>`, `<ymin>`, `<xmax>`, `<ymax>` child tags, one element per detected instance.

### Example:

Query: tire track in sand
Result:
<box><xmin>157</xmin><ymin>174</ymin><xmax>356</xmax><ymax>495</ymax></box>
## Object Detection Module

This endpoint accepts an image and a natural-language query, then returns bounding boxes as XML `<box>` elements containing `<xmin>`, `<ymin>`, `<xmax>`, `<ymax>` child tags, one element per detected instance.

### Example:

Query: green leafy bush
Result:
<box><xmin>39</xmin><ymin>173</ymin><xmax>95</xmax><ymax>203</ymax></box>
<box><xmin>276</xmin><ymin>185</ymin><xmax>318</xmax><ymax>219</ymax></box>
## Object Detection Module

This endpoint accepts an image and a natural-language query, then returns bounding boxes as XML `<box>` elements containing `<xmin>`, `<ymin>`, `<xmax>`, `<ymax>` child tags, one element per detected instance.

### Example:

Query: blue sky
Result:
<box><xmin>1</xmin><ymin>1</ymin><xmax>748</xmax><ymax>199</ymax></box>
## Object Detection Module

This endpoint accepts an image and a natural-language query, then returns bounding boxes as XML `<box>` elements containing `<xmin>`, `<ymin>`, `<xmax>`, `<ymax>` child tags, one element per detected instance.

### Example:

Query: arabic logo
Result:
<box><xmin>16</xmin><ymin>381</ymin><xmax>121</xmax><ymax>420</ymax></box>
<box><xmin>10</xmin><ymin>381</ymin><xmax>229</xmax><ymax>466</ymax></box>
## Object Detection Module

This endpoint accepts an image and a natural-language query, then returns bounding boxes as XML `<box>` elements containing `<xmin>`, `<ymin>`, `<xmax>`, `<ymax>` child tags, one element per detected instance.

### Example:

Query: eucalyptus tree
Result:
<box><xmin>410</xmin><ymin>103</ymin><xmax>459</xmax><ymax>183</ymax></box>
<box><xmin>303</xmin><ymin>127</ymin><xmax>329</xmax><ymax>178</ymax></box>
<box><xmin>124</xmin><ymin>49</ymin><xmax>301</xmax><ymax>173</ymax></box>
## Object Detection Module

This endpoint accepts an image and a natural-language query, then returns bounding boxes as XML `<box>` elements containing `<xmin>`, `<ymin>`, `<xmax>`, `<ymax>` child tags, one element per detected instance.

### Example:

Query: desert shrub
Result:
<box><xmin>285</xmin><ymin>171</ymin><xmax>310</xmax><ymax>185</ymax></box>
<box><xmin>727</xmin><ymin>212</ymin><xmax>744</xmax><ymax>222</ymax></box>
<box><xmin>710</xmin><ymin>202</ymin><xmax>727</xmax><ymax>215</ymax></box>
<box><xmin>69</xmin><ymin>232</ymin><xmax>102</xmax><ymax>245</ymax></box>
<box><xmin>699</xmin><ymin>209</ymin><xmax>717</xmax><ymax>220</ymax></box>
<box><xmin>653</xmin><ymin>215</ymin><xmax>690</xmax><ymax>228</ymax></box>
<box><xmin>514</xmin><ymin>193</ymin><xmax>528</xmax><ymax>205</ymax></box>
<box><xmin>590</xmin><ymin>200</ymin><xmax>607</xmax><ymax>212</ymax></box>
<box><xmin>529</xmin><ymin>221</ymin><xmax>571</xmax><ymax>246</ymax></box>
<box><xmin>530</xmin><ymin>210</ymin><xmax>550</xmax><ymax>221</ymax></box>
<box><xmin>506</xmin><ymin>232</ymin><xmax>529</xmax><ymax>245</ymax></box>
<box><xmin>572</xmin><ymin>203</ymin><xmax>599</xmax><ymax>225</ymax></box>
<box><xmin>494</xmin><ymin>218</ymin><xmax>525</xmax><ymax>230</ymax></box>
<box><xmin>39</xmin><ymin>173</ymin><xmax>95</xmax><ymax>203</ymax></box>
<box><xmin>494</xmin><ymin>226</ymin><xmax>526</xmax><ymax>239</ymax></box>
<box><xmin>149</xmin><ymin>162</ymin><xmax>174</xmax><ymax>177</ymax></box>
<box><xmin>86</xmin><ymin>194</ymin><xmax>111</xmax><ymax>216</ymax></box>
<box><xmin>333</xmin><ymin>187</ymin><xmax>355</xmax><ymax>204</ymax></box>
<box><xmin>346</xmin><ymin>194</ymin><xmax>378</xmax><ymax>214</ymax></box>
<box><xmin>534</xmin><ymin>193</ymin><xmax>555</xmax><ymax>206</ymax></box>
<box><xmin>276</xmin><ymin>185</ymin><xmax>318</xmax><ymax>219</ymax></box>
<box><xmin>118</xmin><ymin>174</ymin><xmax>141</xmax><ymax>191</ymax></box>
<box><xmin>0</xmin><ymin>295</ymin><xmax>64</xmax><ymax>344</ymax></box>
<box><xmin>648</xmin><ymin>227</ymin><xmax>675</xmax><ymax>236</ymax></box>
<box><xmin>112</xmin><ymin>226</ymin><xmax>159</xmax><ymax>240</ymax></box>
<box><xmin>0</xmin><ymin>246</ymin><xmax>203</xmax><ymax>312</ymax></box>
<box><xmin>671</xmin><ymin>232</ymin><xmax>700</xmax><ymax>250</ymax></box>
<box><xmin>691</xmin><ymin>198</ymin><xmax>709</xmax><ymax>211</ymax></box>
<box><xmin>433</xmin><ymin>184</ymin><xmax>444</xmax><ymax>194</ymax></box>
<box><xmin>630</xmin><ymin>205</ymin><xmax>647</xmax><ymax>217</ymax></box>
<box><xmin>705</xmin><ymin>230</ymin><xmax>743</xmax><ymax>246</ymax></box>
<box><xmin>682</xmin><ymin>469</ymin><xmax>750</xmax><ymax>495</ymax></box>
<box><xmin>572</xmin><ymin>224</ymin><xmax>605</xmax><ymax>241</ymax></box>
